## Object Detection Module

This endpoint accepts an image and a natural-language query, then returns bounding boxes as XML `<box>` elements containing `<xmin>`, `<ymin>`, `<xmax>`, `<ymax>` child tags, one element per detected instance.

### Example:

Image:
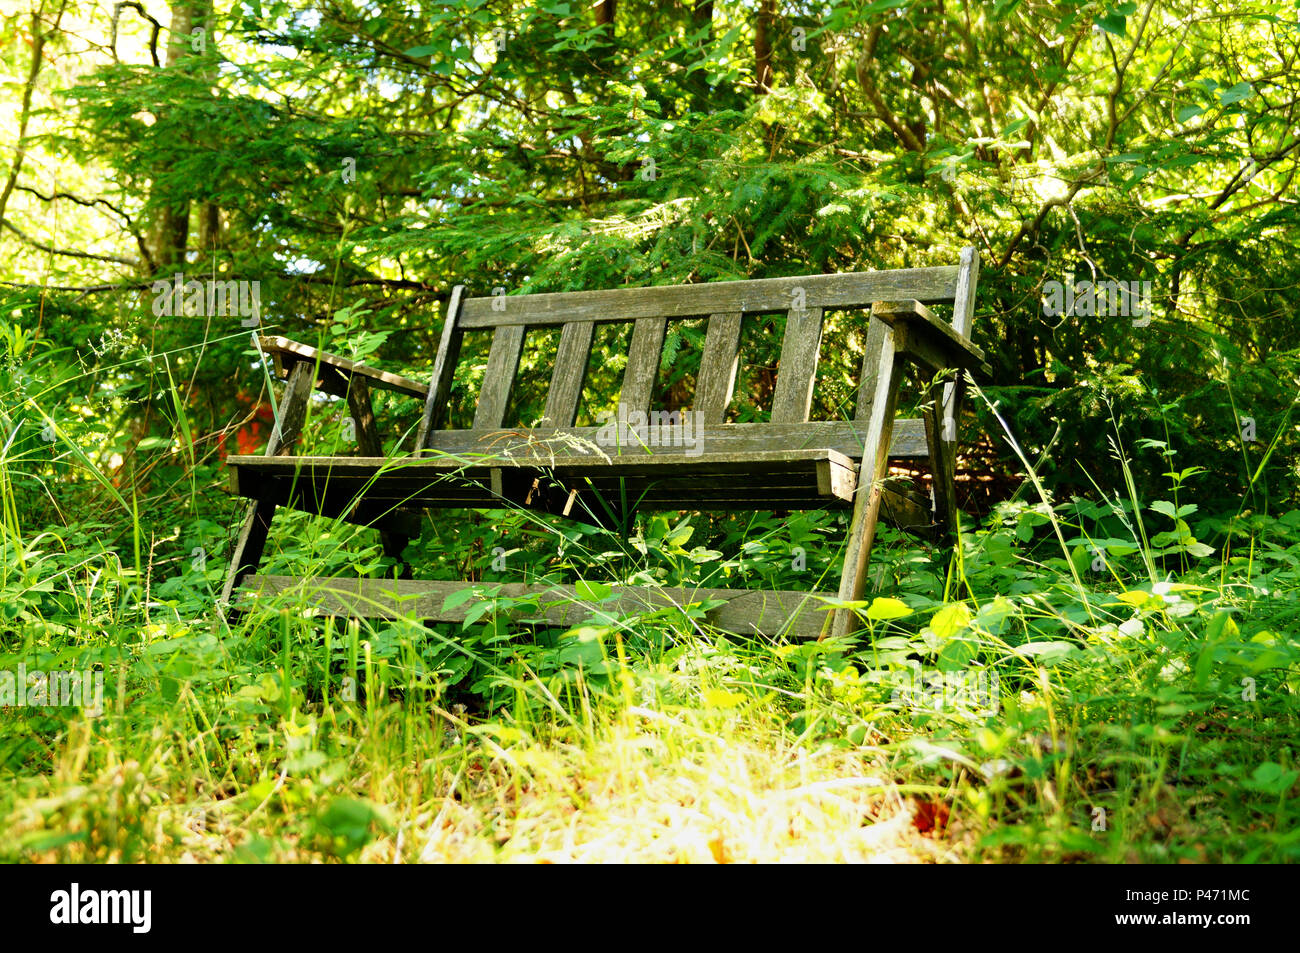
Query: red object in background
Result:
<box><xmin>218</xmin><ymin>392</ymin><xmax>276</xmax><ymax>457</ymax></box>
<box><xmin>912</xmin><ymin>799</ymin><xmax>951</xmax><ymax>835</ymax></box>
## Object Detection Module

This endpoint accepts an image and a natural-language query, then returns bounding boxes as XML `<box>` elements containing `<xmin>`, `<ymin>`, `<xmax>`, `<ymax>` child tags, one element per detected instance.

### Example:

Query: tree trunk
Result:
<box><xmin>147</xmin><ymin>0</ymin><xmax>212</xmax><ymax>270</ymax></box>
<box><xmin>685</xmin><ymin>0</ymin><xmax>715</xmax><ymax>108</ymax></box>
<box><xmin>754</xmin><ymin>0</ymin><xmax>775</xmax><ymax>94</ymax></box>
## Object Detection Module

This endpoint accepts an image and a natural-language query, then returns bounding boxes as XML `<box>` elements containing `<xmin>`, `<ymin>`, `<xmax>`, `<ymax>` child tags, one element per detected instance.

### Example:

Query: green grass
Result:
<box><xmin>1</xmin><ymin>359</ymin><xmax>1297</xmax><ymax>863</ymax></box>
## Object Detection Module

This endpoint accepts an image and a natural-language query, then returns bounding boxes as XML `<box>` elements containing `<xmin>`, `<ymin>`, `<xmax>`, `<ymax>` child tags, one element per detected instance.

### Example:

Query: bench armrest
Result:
<box><xmin>870</xmin><ymin>300</ymin><xmax>990</xmax><ymax>378</ymax></box>
<box><xmin>258</xmin><ymin>335</ymin><xmax>429</xmax><ymax>400</ymax></box>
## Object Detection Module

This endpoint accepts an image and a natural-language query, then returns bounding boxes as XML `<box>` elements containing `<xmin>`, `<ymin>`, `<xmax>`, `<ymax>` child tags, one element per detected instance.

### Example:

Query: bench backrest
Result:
<box><xmin>414</xmin><ymin>247</ymin><xmax>979</xmax><ymax>460</ymax></box>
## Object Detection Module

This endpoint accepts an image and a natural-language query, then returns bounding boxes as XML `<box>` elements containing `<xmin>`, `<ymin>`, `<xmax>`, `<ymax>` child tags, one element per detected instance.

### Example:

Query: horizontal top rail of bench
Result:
<box><xmin>260</xmin><ymin>335</ymin><xmax>428</xmax><ymax>399</ymax></box>
<box><xmin>457</xmin><ymin>265</ymin><xmax>963</xmax><ymax>328</ymax></box>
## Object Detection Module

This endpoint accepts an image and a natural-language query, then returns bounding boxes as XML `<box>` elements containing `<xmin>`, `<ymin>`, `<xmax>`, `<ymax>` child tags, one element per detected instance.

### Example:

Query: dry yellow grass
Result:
<box><xmin>404</xmin><ymin>709</ymin><xmax>958</xmax><ymax>864</ymax></box>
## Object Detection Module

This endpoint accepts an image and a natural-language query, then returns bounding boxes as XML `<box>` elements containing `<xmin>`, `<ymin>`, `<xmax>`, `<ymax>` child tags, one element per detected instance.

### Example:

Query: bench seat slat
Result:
<box><xmin>226</xmin><ymin>448</ymin><xmax>860</xmax><ymax>518</ymax></box>
<box><xmin>417</xmin><ymin>418</ymin><xmax>928</xmax><ymax>460</ymax></box>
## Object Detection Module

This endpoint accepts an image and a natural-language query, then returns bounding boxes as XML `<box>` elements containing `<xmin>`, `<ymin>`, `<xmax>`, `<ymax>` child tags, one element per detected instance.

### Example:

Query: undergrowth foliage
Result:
<box><xmin>1</xmin><ymin>326</ymin><xmax>1297</xmax><ymax>861</ymax></box>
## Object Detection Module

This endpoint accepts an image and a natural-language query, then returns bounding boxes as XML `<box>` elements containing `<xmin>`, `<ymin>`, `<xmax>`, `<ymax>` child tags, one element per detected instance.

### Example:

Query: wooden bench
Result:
<box><xmin>221</xmin><ymin>248</ymin><xmax>986</xmax><ymax>639</ymax></box>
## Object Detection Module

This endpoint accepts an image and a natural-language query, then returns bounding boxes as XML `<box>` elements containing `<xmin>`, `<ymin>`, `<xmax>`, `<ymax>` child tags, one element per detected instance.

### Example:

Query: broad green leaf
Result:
<box><xmin>442</xmin><ymin>587</ymin><xmax>479</xmax><ymax>612</ymax></box>
<box><xmin>575</xmin><ymin>580</ymin><xmax>613</xmax><ymax>602</ymax></box>
<box><xmin>866</xmin><ymin>597</ymin><xmax>913</xmax><ymax>621</ymax></box>
<box><xmin>930</xmin><ymin>603</ymin><xmax>972</xmax><ymax>639</ymax></box>
<box><xmin>1094</xmin><ymin>12</ymin><xmax>1127</xmax><ymax>35</ymax></box>
<box><xmin>1011</xmin><ymin>641</ymin><xmax>1075</xmax><ymax>662</ymax></box>
<box><xmin>1219</xmin><ymin>82</ymin><xmax>1254</xmax><ymax>105</ymax></box>
<box><xmin>937</xmin><ymin>637</ymin><xmax>979</xmax><ymax>670</ymax></box>
<box><xmin>1115</xmin><ymin>590</ymin><xmax>1150</xmax><ymax>608</ymax></box>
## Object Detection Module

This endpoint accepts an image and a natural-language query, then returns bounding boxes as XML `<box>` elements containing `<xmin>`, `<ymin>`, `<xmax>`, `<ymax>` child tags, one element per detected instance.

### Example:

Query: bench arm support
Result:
<box><xmin>869</xmin><ymin>300</ymin><xmax>990</xmax><ymax>378</ymax></box>
<box><xmin>257</xmin><ymin>335</ymin><xmax>429</xmax><ymax>400</ymax></box>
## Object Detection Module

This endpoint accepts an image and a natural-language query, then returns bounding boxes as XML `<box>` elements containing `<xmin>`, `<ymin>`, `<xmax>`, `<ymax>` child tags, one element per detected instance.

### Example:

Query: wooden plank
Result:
<box><xmin>854</xmin><ymin>313</ymin><xmax>891</xmax><ymax>421</ymax></box>
<box><xmin>694</xmin><ymin>312</ymin><xmax>743</xmax><ymax>424</ymax></box>
<box><xmin>472</xmin><ymin>323</ymin><xmax>526</xmax><ymax>430</ymax></box>
<box><xmin>226</xmin><ymin>450</ymin><xmax>861</xmax><ymax>519</ymax></box>
<box><xmin>268</xmin><ymin>359</ymin><xmax>314</xmax><ymax>455</ymax></box>
<box><xmin>832</xmin><ymin>317</ymin><xmax>905</xmax><ymax>639</ymax></box>
<box><xmin>228</xmin><ymin>447</ymin><xmax>859</xmax><ymax>480</ymax></box>
<box><xmin>816</xmin><ymin>458</ymin><xmax>856</xmax><ymax>500</ymax></box>
<box><xmin>423</xmin><ymin>418</ymin><xmax>930</xmax><ymax>460</ymax></box>
<box><xmin>880</xmin><ymin>482</ymin><xmax>933</xmax><ymax>533</ymax></box>
<box><xmin>939</xmin><ymin>247</ymin><xmax>979</xmax><ymax>534</ymax></box>
<box><xmin>894</xmin><ymin>325</ymin><xmax>987</xmax><ymax>380</ymax></box>
<box><xmin>220</xmin><ymin>361</ymin><xmax>314</xmax><ymax>607</ymax></box>
<box><xmin>924</xmin><ymin>404</ymin><xmax>956</xmax><ymax>537</ymax></box>
<box><xmin>240</xmin><ymin>576</ymin><xmax>836</xmax><ymax>639</ymax></box>
<box><xmin>872</xmin><ymin>299</ymin><xmax>989</xmax><ymax>375</ymax></box>
<box><xmin>234</xmin><ymin>469</ymin><xmax>858</xmax><ymax>498</ymax></box>
<box><xmin>542</xmin><ymin>321</ymin><xmax>594</xmax><ymax>427</ymax></box>
<box><xmin>457</xmin><ymin>266</ymin><xmax>962</xmax><ymax>328</ymax></box>
<box><xmin>770</xmin><ymin>307</ymin><xmax>824</xmax><ymax>423</ymax></box>
<box><xmin>950</xmin><ymin>246</ymin><xmax>980</xmax><ymax>339</ymax></box>
<box><xmin>416</xmin><ymin>285</ymin><xmax>465</xmax><ymax>450</ymax></box>
<box><xmin>345</xmin><ymin>377</ymin><xmax>383</xmax><ymax>456</ymax></box>
<box><xmin>346</xmin><ymin>377</ymin><xmax>412</xmax><ymax>567</ymax></box>
<box><xmin>259</xmin><ymin>335</ymin><xmax>427</xmax><ymax>398</ymax></box>
<box><xmin>619</xmin><ymin>316</ymin><xmax>668</xmax><ymax>414</ymax></box>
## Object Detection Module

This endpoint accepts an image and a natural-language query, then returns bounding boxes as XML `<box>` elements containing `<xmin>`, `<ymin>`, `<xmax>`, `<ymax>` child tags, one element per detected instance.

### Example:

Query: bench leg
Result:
<box><xmin>220</xmin><ymin>362</ymin><xmax>314</xmax><ymax>615</ymax></box>
<box><xmin>345</xmin><ymin>377</ymin><xmax>413</xmax><ymax>577</ymax></box>
<box><xmin>220</xmin><ymin>497</ymin><xmax>278</xmax><ymax>608</ymax></box>
<box><xmin>923</xmin><ymin>371</ymin><xmax>962</xmax><ymax>540</ymax></box>
<box><xmin>830</xmin><ymin>324</ymin><xmax>905</xmax><ymax>639</ymax></box>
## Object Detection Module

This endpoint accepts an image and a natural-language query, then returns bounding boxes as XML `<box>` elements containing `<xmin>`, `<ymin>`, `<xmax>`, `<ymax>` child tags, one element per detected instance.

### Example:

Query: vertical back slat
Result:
<box><xmin>542</xmin><ymin>321</ymin><xmax>595</xmax><ymax>427</ymax></box>
<box><xmin>473</xmin><ymin>324</ymin><xmax>527</xmax><ymax>429</ymax></box>
<box><xmin>417</xmin><ymin>285</ymin><xmax>465</xmax><ymax>450</ymax></box>
<box><xmin>769</xmin><ymin>307</ymin><xmax>824</xmax><ymax>423</ymax></box>
<box><xmin>619</xmin><ymin>316</ymin><xmax>667</xmax><ymax>413</ymax></box>
<box><xmin>694</xmin><ymin>311</ymin><xmax>743</xmax><ymax>424</ymax></box>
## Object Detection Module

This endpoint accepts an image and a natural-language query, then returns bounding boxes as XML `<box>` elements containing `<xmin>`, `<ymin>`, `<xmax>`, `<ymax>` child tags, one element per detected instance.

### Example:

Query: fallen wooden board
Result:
<box><xmin>239</xmin><ymin>575</ymin><xmax>836</xmax><ymax>639</ymax></box>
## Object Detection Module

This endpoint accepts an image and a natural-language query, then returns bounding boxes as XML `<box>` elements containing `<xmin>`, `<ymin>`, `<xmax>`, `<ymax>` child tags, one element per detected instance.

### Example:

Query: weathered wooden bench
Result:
<box><xmin>221</xmin><ymin>248</ymin><xmax>986</xmax><ymax>639</ymax></box>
